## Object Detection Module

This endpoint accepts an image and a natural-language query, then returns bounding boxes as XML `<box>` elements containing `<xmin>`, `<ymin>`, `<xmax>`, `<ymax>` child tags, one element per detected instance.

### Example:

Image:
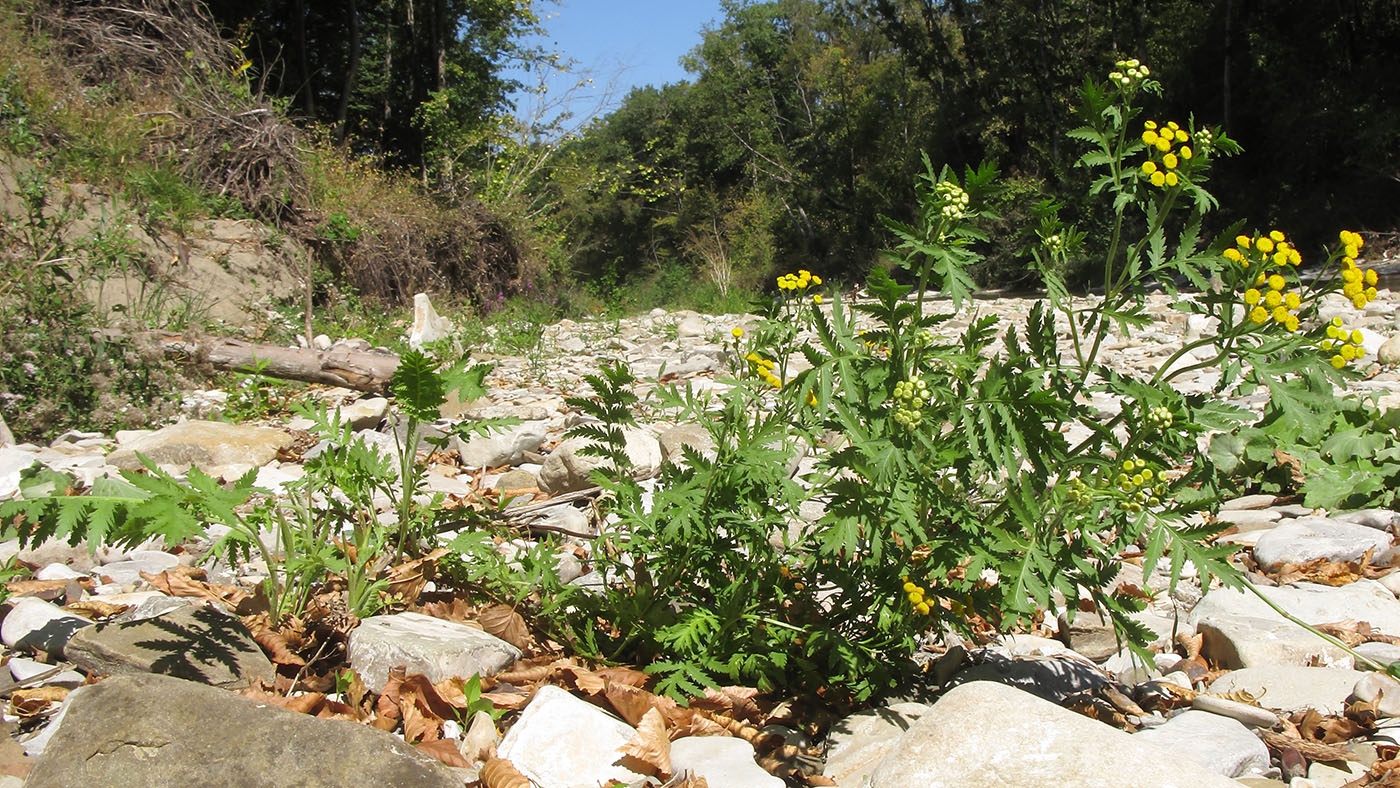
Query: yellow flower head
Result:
<box><xmin>1141</xmin><ymin>161</ymin><xmax>1158</xmax><ymax>175</ymax></box>
<box><xmin>812</xmin><ymin>294</ymin><xmax>823</xmax><ymax>305</ymax></box>
<box><xmin>731</xmin><ymin>327</ymin><xmax>744</xmax><ymax>339</ymax></box>
<box><xmin>1243</xmin><ymin>288</ymin><xmax>1261</xmax><ymax>305</ymax></box>
<box><xmin>1256</xmin><ymin>237</ymin><xmax>1275</xmax><ymax>254</ymax></box>
<box><xmin>1150</xmin><ymin>171</ymin><xmax>1165</xmax><ymax>188</ymax></box>
<box><xmin>1142</xmin><ymin>130</ymin><xmax>1160</xmax><ymax>146</ymax></box>
<box><xmin>1163</xmin><ymin>153</ymin><xmax>1179</xmax><ymax>170</ymax></box>
<box><xmin>1264</xmin><ymin>290</ymin><xmax>1282</xmax><ymax>308</ymax></box>
<box><xmin>1180</xmin><ymin>146</ymin><xmax>1193</xmax><ymax>160</ymax></box>
<box><xmin>1249</xmin><ymin>306</ymin><xmax>1269</xmax><ymax>324</ymax></box>
<box><xmin>1284</xmin><ymin>292</ymin><xmax>1301</xmax><ymax>310</ymax></box>
<box><xmin>1144</xmin><ymin>120</ymin><xmax>1158</xmax><ymax>130</ymax></box>
<box><xmin>1155</xmin><ymin>137</ymin><xmax>1172</xmax><ymax>153</ymax></box>
<box><xmin>1269</xmin><ymin>230</ymin><xmax>1285</xmax><ymax>242</ymax></box>
<box><xmin>1224</xmin><ymin>248</ymin><xmax>1243</xmax><ymax>263</ymax></box>
<box><xmin>1236</xmin><ymin>235</ymin><xmax>1253</xmax><ymax>249</ymax></box>
<box><xmin>1164</xmin><ymin>172</ymin><xmax>1179</xmax><ymax>187</ymax></box>
<box><xmin>1267</xmin><ymin>274</ymin><xmax>1286</xmax><ymax>291</ymax></box>
<box><xmin>1272</xmin><ymin>305</ymin><xmax>1291</xmax><ymax>323</ymax></box>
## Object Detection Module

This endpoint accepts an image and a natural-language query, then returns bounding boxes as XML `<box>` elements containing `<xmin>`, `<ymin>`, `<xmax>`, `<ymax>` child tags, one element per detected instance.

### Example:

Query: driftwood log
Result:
<box><xmin>154</xmin><ymin>333</ymin><xmax>400</xmax><ymax>393</ymax></box>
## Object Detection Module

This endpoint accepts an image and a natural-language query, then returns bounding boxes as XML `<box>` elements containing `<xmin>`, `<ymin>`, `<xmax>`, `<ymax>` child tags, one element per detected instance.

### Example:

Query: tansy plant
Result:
<box><xmin>544</xmin><ymin>56</ymin><xmax>1389</xmax><ymax>702</ymax></box>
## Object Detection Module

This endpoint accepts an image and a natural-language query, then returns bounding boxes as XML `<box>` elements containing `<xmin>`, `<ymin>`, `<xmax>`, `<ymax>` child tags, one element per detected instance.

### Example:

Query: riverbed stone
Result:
<box><xmin>866</xmin><ymin>681</ymin><xmax>1240</xmax><ymax>788</ymax></box>
<box><xmin>347</xmin><ymin>611</ymin><xmax>521</xmax><ymax>693</ymax></box>
<box><xmin>453</xmin><ymin>421</ymin><xmax>548</xmax><ymax>468</ymax></box>
<box><xmin>496</xmin><ymin>685</ymin><xmax>646</xmax><ymax>788</ymax></box>
<box><xmin>1207</xmin><ymin>666</ymin><xmax>1365</xmax><ymax>716</ymax></box>
<box><xmin>1251</xmin><ymin>517</ymin><xmax>1393</xmax><ymax>571</ymax></box>
<box><xmin>538</xmin><ymin>429</ymin><xmax>662</xmax><ymax>493</ymax></box>
<box><xmin>1134</xmin><ymin>710</ymin><xmax>1271</xmax><ymax>777</ymax></box>
<box><xmin>62</xmin><ymin>604</ymin><xmax>273</xmax><ymax>689</ymax></box>
<box><xmin>23</xmin><ymin>673</ymin><xmax>460</xmax><ymax>788</ymax></box>
<box><xmin>1</xmin><ymin>598</ymin><xmax>92</xmax><ymax>657</ymax></box>
<box><xmin>106</xmin><ymin>420</ymin><xmax>293</xmax><ymax>477</ymax></box>
<box><xmin>670</xmin><ymin>736</ymin><xmax>784</xmax><ymax>788</ymax></box>
<box><xmin>822</xmin><ymin>702</ymin><xmax>932</xmax><ymax>786</ymax></box>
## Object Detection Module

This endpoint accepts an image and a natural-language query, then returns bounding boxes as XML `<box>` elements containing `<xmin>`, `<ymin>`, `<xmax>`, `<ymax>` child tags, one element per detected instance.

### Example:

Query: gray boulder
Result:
<box><xmin>63</xmin><ymin>604</ymin><xmax>273</xmax><ymax>689</ymax></box>
<box><xmin>867</xmin><ymin>681</ymin><xmax>1240</xmax><ymax>788</ymax></box>
<box><xmin>347</xmin><ymin>611</ymin><xmax>521</xmax><ymax>693</ymax></box>
<box><xmin>106</xmin><ymin>420</ymin><xmax>293</xmax><ymax>477</ymax></box>
<box><xmin>538</xmin><ymin>429</ymin><xmax>662</xmax><ymax>493</ymax></box>
<box><xmin>24</xmin><ymin>673</ymin><xmax>459</xmax><ymax>788</ymax></box>
<box><xmin>453</xmin><ymin>421</ymin><xmax>548</xmax><ymax>468</ymax></box>
<box><xmin>1133</xmin><ymin>710</ymin><xmax>1271</xmax><ymax>777</ymax></box>
<box><xmin>1251</xmin><ymin>517</ymin><xmax>1392</xmax><ymax>571</ymax></box>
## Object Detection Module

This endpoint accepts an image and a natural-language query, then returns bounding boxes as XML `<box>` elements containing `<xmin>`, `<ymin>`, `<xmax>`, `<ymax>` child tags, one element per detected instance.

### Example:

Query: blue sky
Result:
<box><xmin>508</xmin><ymin>0</ymin><xmax>726</xmax><ymax>127</ymax></box>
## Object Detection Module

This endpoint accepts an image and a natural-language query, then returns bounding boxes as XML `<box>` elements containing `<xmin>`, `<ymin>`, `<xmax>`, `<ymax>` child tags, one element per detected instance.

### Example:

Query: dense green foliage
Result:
<box><xmin>543</xmin><ymin>0</ymin><xmax>1400</xmax><ymax>296</ymax></box>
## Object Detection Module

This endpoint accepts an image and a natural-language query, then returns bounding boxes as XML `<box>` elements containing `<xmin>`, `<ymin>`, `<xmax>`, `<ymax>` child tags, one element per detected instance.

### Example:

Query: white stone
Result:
<box><xmin>453</xmin><ymin>422</ymin><xmax>548</xmax><ymax>468</ymax></box>
<box><xmin>1252</xmin><ymin>517</ymin><xmax>1392</xmax><ymax>571</ymax></box>
<box><xmin>337</xmin><ymin>397</ymin><xmax>389</xmax><ymax>430</ymax></box>
<box><xmin>97</xmin><ymin>551</ymin><xmax>181</xmax><ymax>585</ymax></box>
<box><xmin>497</xmin><ymin>685</ymin><xmax>645</xmax><ymax>788</ymax></box>
<box><xmin>1351</xmin><ymin>672</ymin><xmax>1400</xmax><ymax>718</ymax></box>
<box><xmin>538</xmin><ymin>429</ymin><xmax>663</xmax><ymax>493</ymax></box>
<box><xmin>1134</xmin><ymin>710</ymin><xmax>1271</xmax><ymax>777</ymax></box>
<box><xmin>670</xmin><ymin>736</ymin><xmax>784</xmax><ymax>788</ymax></box>
<box><xmin>1379</xmin><ymin>334</ymin><xmax>1400</xmax><ymax>367</ymax></box>
<box><xmin>34</xmin><ymin>563</ymin><xmax>85</xmax><ymax>581</ymax></box>
<box><xmin>866</xmin><ymin>681</ymin><xmax>1240</xmax><ymax>788</ymax></box>
<box><xmin>408</xmin><ymin>292</ymin><xmax>454</xmax><ymax>350</ymax></box>
<box><xmin>822</xmin><ymin>702</ymin><xmax>932</xmax><ymax>786</ymax></box>
<box><xmin>1</xmin><ymin>598</ymin><xmax>92</xmax><ymax>657</ymax></box>
<box><xmin>1189</xmin><ymin>694</ymin><xmax>1281</xmax><ymax>727</ymax></box>
<box><xmin>1207</xmin><ymin>666</ymin><xmax>1366</xmax><ymax>715</ymax></box>
<box><xmin>347</xmin><ymin>612</ymin><xmax>521</xmax><ymax>693</ymax></box>
<box><xmin>8</xmin><ymin>656</ymin><xmax>85</xmax><ymax>687</ymax></box>
<box><xmin>1194</xmin><ymin>580</ymin><xmax>1400</xmax><ymax>635</ymax></box>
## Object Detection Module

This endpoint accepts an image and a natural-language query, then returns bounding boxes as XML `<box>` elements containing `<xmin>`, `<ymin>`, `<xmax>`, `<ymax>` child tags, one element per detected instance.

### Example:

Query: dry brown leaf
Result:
<box><xmin>239</xmin><ymin>687</ymin><xmax>328</xmax><ymax>715</ymax></box>
<box><xmin>6</xmin><ymin>578</ymin><xmax>81</xmax><ymax>597</ymax></box>
<box><xmin>497</xmin><ymin>662</ymin><xmax>562</xmax><ymax>686</ymax></box>
<box><xmin>1275</xmin><ymin>557</ymin><xmax>1365</xmax><ymax>587</ymax></box>
<box><xmin>605</xmin><ymin>681</ymin><xmax>664</xmax><ymax>727</ymax></box>
<box><xmin>416</xmin><ymin>738</ymin><xmax>473</xmax><ymax>768</ymax></box>
<box><xmin>1259</xmin><ymin>728</ymin><xmax>1357</xmax><ymax>763</ymax></box>
<box><xmin>413</xmin><ymin>597</ymin><xmax>475</xmax><ymax>623</ymax></box>
<box><xmin>344</xmin><ymin>670</ymin><xmax>371</xmax><ymax>712</ymax></box>
<box><xmin>481</xmin><ymin>757</ymin><xmax>532</xmax><ymax>788</ymax></box>
<box><xmin>805</xmin><ymin>776</ymin><xmax>838</xmax><ymax>787</ymax></box>
<box><xmin>141</xmin><ymin>569</ymin><xmax>249</xmax><ymax>609</ymax></box>
<box><xmin>477</xmin><ymin>604</ymin><xmax>530</xmax><ymax>650</ymax></box>
<box><xmin>400</xmin><ymin>686</ymin><xmax>438</xmax><ymax>743</ymax></box>
<box><xmin>480</xmin><ymin>690</ymin><xmax>531</xmax><ymax>711</ymax></box>
<box><xmin>690</xmin><ymin>687</ymin><xmax>762</xmax><ymax>722</ymax></box>
<box><xmin>1296</xmin><ymin>708</ymin><xmax>1370</xmax><ymax>744</ymax></box>
<box><xmin>62</xmin><ymin>599</ymin><xmax>128</xmax><ymax>619</ymax></box>
<box><xmin>618</xmin><ymin>708</ymin><xmax>672</xmax><ymax>778</ymax></box>
<box><xmin>400</xmin><ymin>673</ymin><xmax>464</xmax><ymax>721</ymax></box>
<box><xmin>385</xmin><ymin>547</ymin><xmax>449</xmax><ymax>605</ymax></box>
<box><xmin>8</xmin><ymin>685</ymin><xmax>68</xmax><ymax>717</ymax></box>
<box><xmin>242</xmin><ymin>616</ymin><xmax>308</xmax><ymax>667</ymax></box>
<box><xmin>670</xmin><ymin>713</ymin><xmax>726</xmax><ymax>739</ymax></box>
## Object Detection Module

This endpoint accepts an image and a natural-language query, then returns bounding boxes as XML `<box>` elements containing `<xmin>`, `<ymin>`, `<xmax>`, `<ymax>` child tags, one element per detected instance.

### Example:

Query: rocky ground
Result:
<box><xmin>3</xmin><ymin>287</ymin><xmax>1400</xmax><ymax>787</ymax></box>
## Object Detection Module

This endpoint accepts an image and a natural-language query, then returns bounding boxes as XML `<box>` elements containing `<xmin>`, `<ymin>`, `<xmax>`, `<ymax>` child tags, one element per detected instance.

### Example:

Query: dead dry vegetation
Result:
<box><xmin>5</xmin><ymin>0</ymin><xmax>527</xmax><ymax>308</ymax></box>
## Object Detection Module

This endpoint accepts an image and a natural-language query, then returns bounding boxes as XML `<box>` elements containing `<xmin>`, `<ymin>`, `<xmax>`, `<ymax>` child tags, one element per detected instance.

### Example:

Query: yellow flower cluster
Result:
<box><xmin>1139</xmin><ymin>120</ymin><xmax>1192</xmax><ymax>188</ymax></box>
<box><xmin>744</xmin><ymin>352</ymin><xmax>783</xmax><ymax>389</ymax></box>
<box><xmin>892</xmin><ymin>378</ymin><xmax>928</xmax><ymax>429</ymax></box>
<box><xmin>1116</xmin><ymin>458</ymin><xmax>1166</xmax><ymax>513</ymax></box>
<box><xmin>935</xmin><ymin>181</ymin><xmax>970</xmax><ymax>219</ymax></box>
<box><xmin>777</xmin><ymin>269</ymin><xmax>821</xmax><ymax>291</ymax></box>
<box><xmin>1338</xmin><ymin>230</ymin><xmax>1378</xmax><ymax>308</ymax></box>
<box><xmin>1109</xmin><ymin>58</ymin><xmax>1149</xmax><ymax>86</ymax></box>
<box><xmin>902</xmin><ymin>576</ymin><xmax>933</xmax><ymax>616</ymax></box>
<box><xmin>1322</xmin><ymin>317</ymin><xmax>1367</xmax><ymax>369</ymax></box>
<box><xmin>1230</xmin><ymin>231</ymin><xmax>1303</xmax><ymax>332</ymax></box>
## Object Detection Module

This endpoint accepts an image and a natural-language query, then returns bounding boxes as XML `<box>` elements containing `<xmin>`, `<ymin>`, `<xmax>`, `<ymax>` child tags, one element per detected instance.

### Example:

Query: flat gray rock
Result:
<box><xmin>822</xmin><ymin>702</ymin><xmax>931</xmax><ymax>786</ymax></box>
<box><xmin>347</xmin><ymin>611</ymin><xmax>520</xmax><ymax>693</ymax></box>
<box><xmin>453</xmin><ymin>421</ymin><xmax>547</xmax><ymax>468</ymax></box>
<box><xmin>105</xmin><ymin>420</ymin><xmax>293</xmax><ymax>477</ymax></box>
<box><xmin>63</xmin><ymin>604</ymin><xmax>273</xmax><ymax>689</ymax></box>
<box><xmin>866</xmin><ymin>681</ymin><xmax>1240</xmax><ymax>788</ymax></box>
<box><xmin>1208</xmin><ymin>666</ymin><xmax>1365</xmax><ymax>715</ymax></box>
<box><xmin>538</xmin><ymin>429</ymin><xmax>662</xmax><ymax>493</ymax></box>
<box><xmin>1251</xmin><ymin>517</ymin><xmax>1392</xmax><ymax>571</ymax></box>
<box><xmin>497</xmin><ymin>685</ymin><xmax>646</xmax><ymax>788</ymax></box>
<box><xmin>670</xmin><ymin>736</ymin><xmax>784</xmax><ymax>788</ymax></box>
<box><xmin>1133</xmin><ymin>710</ymin><xmax>1271</xmax><ymax>777</ymax></box>
<box><xmin>24</xmin><ymin>673</ymin><xmax>459</xmax><ymax>788</ymax></box>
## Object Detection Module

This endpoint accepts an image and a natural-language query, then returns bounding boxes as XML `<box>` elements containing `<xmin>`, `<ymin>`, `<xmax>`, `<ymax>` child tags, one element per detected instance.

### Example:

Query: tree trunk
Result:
<box><xmin>294</xmin><ymin>0</ymin><xmax>315</xmax><ymax>116</ymax></box>
<box><xmin>154</xmin><ymin>333</ymin><xmax>401</xmax><ymax>394</ymax></box>
<box><xmin>334</xmin><ymin>0</ymin><xmax>362</xmax><ymax>144</ymax></box>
